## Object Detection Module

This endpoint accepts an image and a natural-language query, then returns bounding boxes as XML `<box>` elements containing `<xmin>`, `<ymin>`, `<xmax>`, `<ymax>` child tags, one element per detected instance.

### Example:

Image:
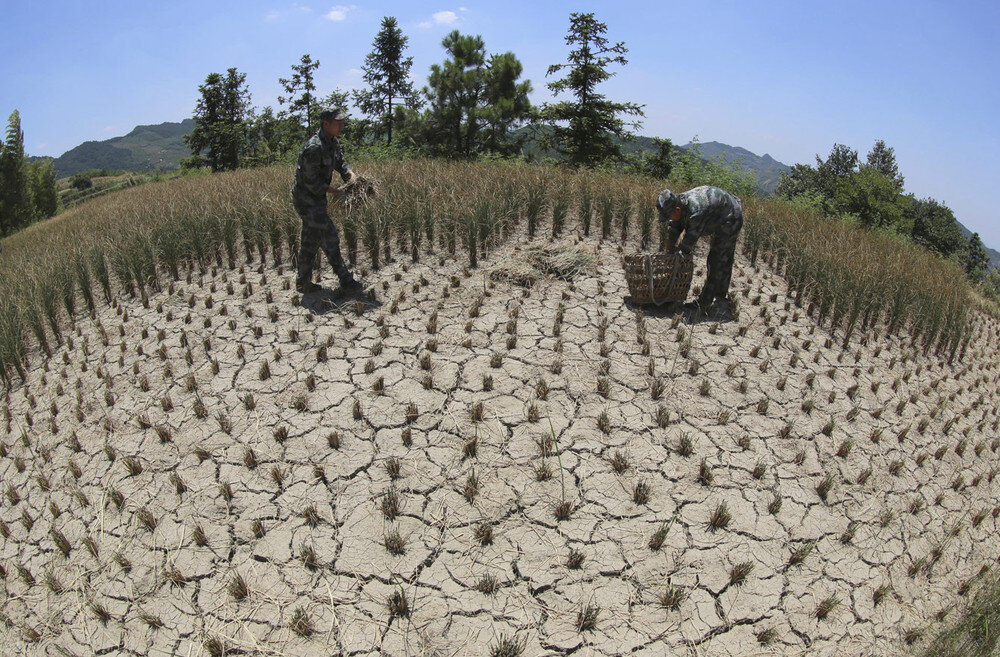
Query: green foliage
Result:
<box><xmin>70</xmin><ymin>173</ymin><xmax>93</xmax><ymax>190</ymax></box>
<box><xmin>982</xmin><ymin>268</ymin><xmax>1000</xmax><ymax>307</ymax></box>
<box><xmin>185</xmin><ymin>68</ymin><xmax>253</xmax><ymax>172</ymax></box>
<box><xmin>353</xmin><ymin>16</ymin><xmax>422</xmax><ymax>146</ymax></box>
<box><xmin>541</xmin><ymin>12</ymin><xmax>644</xmax><ymax>167</ymax></box>
<box><xmin>278</xmin><ymin>54</ymin><xmax>321</xmax><ymax>142</ymax></box>
<box><xmin>906</xmin><ymin>195</ymin><xmax>965</xmax><ymax>257</ymax></box>
<box><xmin>634</xmin><ymin>137</ymin><xmax>674</xmax><ymax>180</ymax></box>
<box><xmin>965</xmin><ymin>232</ymin><xmax>989</xmax><ymax>283</ymax></box>
<box><xmin>244</xmin><ymin>106</ymin><xmax>301</xmax><ymax>167</ymax></box>
<box><xmin>777</xmin><ymin>140</ymin><xmax>914</xmax><ymax>235</ymax></box>
<box><xmin>838</xmin><ymin>164</ymin><xmax>906</xmax><ymax>231</ymax></box>
<box><xmin>28</xmin><ymin>160</ymin><xmax>58</xmax><ymax>219</ymax></box>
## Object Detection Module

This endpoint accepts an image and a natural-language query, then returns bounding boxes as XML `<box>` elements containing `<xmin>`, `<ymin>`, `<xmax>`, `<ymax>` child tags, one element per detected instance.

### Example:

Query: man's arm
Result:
<box><xmin>333</xmin><ymin>142</ymin><xmax>354</xmax><ymax>184</ymax></box>
<box><xmin>664</xmin><ymin>220</ymin><xmax>683</xmax><ymax>253</ymax></box>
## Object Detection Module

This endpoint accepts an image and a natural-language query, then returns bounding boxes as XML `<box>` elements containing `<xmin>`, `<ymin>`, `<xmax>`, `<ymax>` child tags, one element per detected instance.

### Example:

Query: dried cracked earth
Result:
<box><xmin>1</xmin><ymin>228</ymin><xmax>999</xmax><ymax>657</ymax></box>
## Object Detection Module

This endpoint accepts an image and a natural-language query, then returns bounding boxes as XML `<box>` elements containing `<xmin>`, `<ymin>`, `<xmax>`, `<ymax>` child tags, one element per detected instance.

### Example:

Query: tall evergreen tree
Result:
<box><xmin>866</xmin><ymin>139</ymin><xmax>904</xmax><ymax>190</ymax></box>
<box><xmin>218</xmin><ymin>68</ymin><xmax>252</xmax><ymax>169</ymax></box>
<box><xmin>278</xmin><ymin>54</ymin><xmax>321</xmax><ymax>141</ymax></box>
<box><xmin>28</xmin><ymin>160</ymin><xmax>58</xmax><ymax>219</ymax></box>
<box><xmin>0</xmin><ymin>110</ymin><xmax>32</xmax><ymax>234</ymax></box>
<box><xmin>354</xmin><ymin>17</ymin><xmax>421</xmax><ymax>145</ymax></box>
<box><xmin>541</xmin><ymin>12</ymin><xmax>644</xmax><ymax>167</ymax></box>
<box><xmin>185</xmin><ymin>68</ymin><xmax>252</xmax><ymax>172</ymax></box>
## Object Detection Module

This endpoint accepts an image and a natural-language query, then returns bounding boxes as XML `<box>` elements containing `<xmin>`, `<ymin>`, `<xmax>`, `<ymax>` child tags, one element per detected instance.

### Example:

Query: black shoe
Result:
<box><xmin>296</xmin><ymin>281</ymin><xmax>321</xmax><ymax>294</ymax></box>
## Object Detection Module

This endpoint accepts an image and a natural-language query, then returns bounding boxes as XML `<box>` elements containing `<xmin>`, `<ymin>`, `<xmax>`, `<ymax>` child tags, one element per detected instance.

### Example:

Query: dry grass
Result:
<box><xmin>0</xmin><ymin>159</ymin><xmax>976</xmax><ymax>382</ymax></box>
<box><xmin>743</xmin><ymin>196</ymin><xmax>971</xmax><ymax>355</ymax></box>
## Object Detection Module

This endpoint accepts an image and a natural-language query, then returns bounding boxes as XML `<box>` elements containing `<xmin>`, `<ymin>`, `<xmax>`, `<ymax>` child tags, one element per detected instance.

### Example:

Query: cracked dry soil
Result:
<box><xmin>1</xmin><ymin>230</ymin><xmax>999</xmax><ymax>657</ymax></box>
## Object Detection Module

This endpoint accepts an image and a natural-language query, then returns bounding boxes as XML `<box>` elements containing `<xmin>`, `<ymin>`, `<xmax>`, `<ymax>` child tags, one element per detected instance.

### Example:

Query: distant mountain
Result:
<box><xmin>682</xmin><ymin>141</ymin><xmax>791</xmax><ymax>195</ymax></box>
<box><xmin>955</xmin><ymin>221</ymin><xmax>1000</xmax><ymax>271</ymax></box>
<box><xmin>47</xmin><ymin>119</ymin><xmax>195</xmax><ymax>177</ymax></box>
<box><xmin>514</xmin><ymin>127</ymin><xmax>792</xmax><ymax>195</ymax></box>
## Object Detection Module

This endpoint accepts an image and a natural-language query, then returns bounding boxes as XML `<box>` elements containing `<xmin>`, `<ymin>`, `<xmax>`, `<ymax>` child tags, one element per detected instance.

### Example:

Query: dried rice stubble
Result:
<box><xmin>488</xmin><ymin>243</ymin><xmax>598</xmax><ymax>287</ymax></box>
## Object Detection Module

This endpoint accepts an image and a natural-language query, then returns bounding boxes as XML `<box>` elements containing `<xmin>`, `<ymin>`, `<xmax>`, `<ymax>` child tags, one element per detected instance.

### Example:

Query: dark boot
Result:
<box><xmin>338</xmin><ymin>273</ymin><xmax>362</xmax><ymax>291</ymax></box>
<box><xmin>331</xmin><ymin>253</ymin><xmax>361</xmax><ymax>290</ymax></box>
<box><xmin>296</xmin><ymin>279</ymin><xmax>321</xmax><ymax>294</ymax></box>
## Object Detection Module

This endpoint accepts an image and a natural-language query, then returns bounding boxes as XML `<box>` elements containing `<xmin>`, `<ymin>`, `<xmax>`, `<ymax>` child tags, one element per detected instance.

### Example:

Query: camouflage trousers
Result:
<box><xmin>293</xmin><ymin>201</ymin><xmax>351</xmax><ymax>286</ymax></box>
<box><xmin>700</xmin><ymin>211</ymin><xmax>743</xmax><ymax>303</ymax></box>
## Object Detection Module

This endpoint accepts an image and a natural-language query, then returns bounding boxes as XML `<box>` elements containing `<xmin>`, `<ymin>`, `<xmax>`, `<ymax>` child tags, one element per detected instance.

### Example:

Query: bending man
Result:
<box><xmin>656</xmin><ymin>186</ymin><xmax>743</xmax><ymax>313</ymax></box>
<box><xmin>291</xmin><ymin>107</ymin><xmax>362</xmax><ymax>294</ymax></box>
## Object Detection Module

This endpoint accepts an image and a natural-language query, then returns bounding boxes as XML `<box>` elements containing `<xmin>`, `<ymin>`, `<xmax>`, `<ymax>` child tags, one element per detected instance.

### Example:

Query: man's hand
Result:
<box><xmin>345</xmin><ymin>170</ymin><xmax>357</xmax><ymax>184</ymax></box>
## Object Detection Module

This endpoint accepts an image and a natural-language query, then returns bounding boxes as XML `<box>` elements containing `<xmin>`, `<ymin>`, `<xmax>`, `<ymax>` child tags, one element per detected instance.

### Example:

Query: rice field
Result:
<box><xmin>0</xmin><ymin>159</ymin><xmax>997</xmax><ymax>656</ymax></box>
<box><xmin>0</xmin><ymin>160</ymin><xmax>974</xmax><ymax>383</ymax></box>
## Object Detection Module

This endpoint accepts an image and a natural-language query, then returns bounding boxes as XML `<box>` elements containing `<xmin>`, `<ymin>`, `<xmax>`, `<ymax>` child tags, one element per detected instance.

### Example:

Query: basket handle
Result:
<box><xmin>644</xmin><ymin>254</ymin><xmax>655</xmax><ymax>301</ymax></box>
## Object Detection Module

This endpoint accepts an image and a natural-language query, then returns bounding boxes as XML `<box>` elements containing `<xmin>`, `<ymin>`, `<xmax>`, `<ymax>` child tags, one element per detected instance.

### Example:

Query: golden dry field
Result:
<box><xmin>0</xmin><ymin>162</ymin><xmax>996</xmax><ymax>657</ymax></box>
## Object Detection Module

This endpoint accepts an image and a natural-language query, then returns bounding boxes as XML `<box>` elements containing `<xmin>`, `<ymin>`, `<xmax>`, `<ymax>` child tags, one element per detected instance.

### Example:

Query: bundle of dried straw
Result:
<box><xmin>335</xmin><ymin>175</ymin><xmax>379</xmax><ymax>212</ymax></box>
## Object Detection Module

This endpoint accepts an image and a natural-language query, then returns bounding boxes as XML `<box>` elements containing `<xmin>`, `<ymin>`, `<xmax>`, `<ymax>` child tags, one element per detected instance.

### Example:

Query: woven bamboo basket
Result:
<box><xmin>622</xmin><ymin>252</ymin><xmax>694</xmax><ymax>305</ymax></box>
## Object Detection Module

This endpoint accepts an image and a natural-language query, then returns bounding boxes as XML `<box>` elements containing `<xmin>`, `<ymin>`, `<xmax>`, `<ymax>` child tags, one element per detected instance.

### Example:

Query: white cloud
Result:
<box><xmin>324</xmin><ymin>4</ymin><xmax>355</xmax><ymax>21</ymax></box>
<box><xmin>265</xmin><ymin>3</ymin><xmax>313</xmax><ymax>22</ymax></box>
<box><xmin>418</xmin><ymin>9</ymin><xmax>459</xmax><ymax>28</ymax></box>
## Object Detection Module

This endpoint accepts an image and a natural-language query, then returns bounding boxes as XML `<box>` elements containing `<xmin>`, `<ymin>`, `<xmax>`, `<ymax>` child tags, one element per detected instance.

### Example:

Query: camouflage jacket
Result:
<box><xmin>662</xmin><ymin>186</ymin><xmax>743</xmax><ymax>254</ymax></box>
<box><xmin>291</xmin><ymin>130</ymin><xmax>352</xmax><ymax>206</ymax></box>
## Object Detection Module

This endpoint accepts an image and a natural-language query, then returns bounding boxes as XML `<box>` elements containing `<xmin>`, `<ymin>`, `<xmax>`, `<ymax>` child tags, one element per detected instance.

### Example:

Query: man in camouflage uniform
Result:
<box><xmin>657</xmin><ymin>185</ymin><xmax>743</xmax><ymax>312</ymax></box>
<box><xmin>291</xmin><ymin>107</ymin><xmax>362</xmax><ymax>294</ymax></box>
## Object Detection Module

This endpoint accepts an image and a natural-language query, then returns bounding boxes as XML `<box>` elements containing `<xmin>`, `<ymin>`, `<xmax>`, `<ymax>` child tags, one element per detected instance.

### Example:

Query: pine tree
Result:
<box><xmin>0</xmin><ymin>110</ymin><xmax>32</xmax><ymax>234</ymax></box>
<box><xmin>541</xmin><ymin>12</ymin><xmax>644</xmax><ymax>167</ymax></box>
<box><xmin>422</xmin><ymin>32</ymin><xmax>532</xmax><ymax>158</ymax></box>
<box><xmin>425</xmin><ymin>31</ymin><xmax>488</xmax><ymax>158</ymax></box>
<box><xmin>278</xmin><ymin>54</ymin><xmax>321</xmax><ymax>141</ymax></box>
<box><xmin>480</xmin><ymin>52</ymin><xmax>533</xmax><ymax>156</ymax></box>
<box><xmin>185</xmin><ymin>68</ymin><xmax>252</xmax><ymax>172</ymax></box>
<box><xmin>354</xmin><ymin>17</ymin><xmax>421</xmax><ymax>145</ymax></box>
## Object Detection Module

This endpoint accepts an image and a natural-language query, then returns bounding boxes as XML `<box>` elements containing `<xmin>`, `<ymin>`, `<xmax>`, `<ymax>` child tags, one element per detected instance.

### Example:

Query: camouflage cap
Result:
<box><xmin>319</xmin><ymin>107</ymin><xmax>350</xmax><ymax>122</ymax></box>
<box><xmin>656</xmin><ymin>189</ymin><xmax>679</xmax><ymax>215</ymax></box>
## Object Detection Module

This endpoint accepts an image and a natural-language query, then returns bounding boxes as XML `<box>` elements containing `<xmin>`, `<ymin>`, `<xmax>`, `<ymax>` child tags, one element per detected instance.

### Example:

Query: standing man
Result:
<box><xmin>292</xmin><ymin>107</ymin><xmax>362</xmax><ymax>294</ymax></box>
<box><xmin>657</xmin><ymin>186</ymin><xmax>743</xmax><ymax>313</ymax></box>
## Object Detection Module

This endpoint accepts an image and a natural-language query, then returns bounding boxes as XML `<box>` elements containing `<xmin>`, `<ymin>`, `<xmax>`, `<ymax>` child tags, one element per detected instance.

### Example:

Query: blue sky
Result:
<box><xmin>3</xmin><ymin>0</ymin><xmax>998</xmax><ymax>246</ymax></box>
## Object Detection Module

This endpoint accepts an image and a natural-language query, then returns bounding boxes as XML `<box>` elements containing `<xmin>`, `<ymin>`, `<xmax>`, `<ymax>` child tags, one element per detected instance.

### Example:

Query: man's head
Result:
<box><xmin>656</xmin><ymin>189</ymin><xmax>682</xmax><ymax>222</ymax></box>
<box><xmin>320</xmin><ymin>107</ymin><xmax>349</xmax><ymax>138</ymax></box>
